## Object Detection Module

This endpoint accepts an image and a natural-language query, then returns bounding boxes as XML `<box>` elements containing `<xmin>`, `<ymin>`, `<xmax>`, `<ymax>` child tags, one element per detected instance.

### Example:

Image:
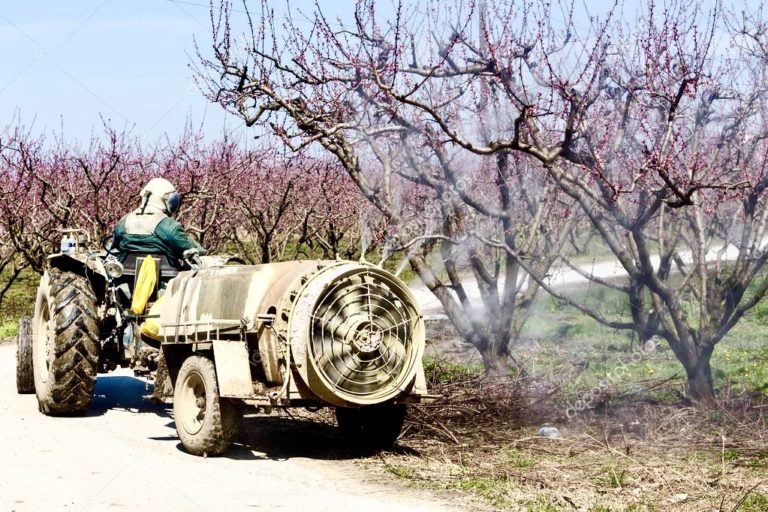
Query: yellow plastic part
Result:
<box><xmin>130</xmin><ymin>256</ymin><xmax>157</xmax><ymax>315</ymax></box>
<box><xmin>141</xmin><ymin>293</ymin><xmax>166</xmax><ymax>341</ymax></box>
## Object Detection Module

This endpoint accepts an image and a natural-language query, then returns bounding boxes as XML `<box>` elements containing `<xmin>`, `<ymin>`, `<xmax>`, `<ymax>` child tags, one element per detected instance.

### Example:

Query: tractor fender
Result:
<box><xmin>47</xmin><ymin>252</ymin><xmax>108</xmax><ymax>300</ymax></box>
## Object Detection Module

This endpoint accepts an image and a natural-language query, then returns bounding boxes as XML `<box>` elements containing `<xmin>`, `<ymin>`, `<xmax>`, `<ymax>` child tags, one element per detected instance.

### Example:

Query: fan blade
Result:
<box><xmin>377</xmin><ymin>334</ymin><xmax>406</xmax><ymax>376</ymax></box>
<box><xmin>313</xmin><ymin>315</ymin><xmax>350</xmax><ymax>344</ymax></box>
<box><xmin>321</xmin><ymin>286</ymin><xmax>369</xmax><ymax>323</ymax></box>
<box><xmin>317</xmin><ymin>345</ymin><xmax>355</xmax><ymax>379</ymax></box>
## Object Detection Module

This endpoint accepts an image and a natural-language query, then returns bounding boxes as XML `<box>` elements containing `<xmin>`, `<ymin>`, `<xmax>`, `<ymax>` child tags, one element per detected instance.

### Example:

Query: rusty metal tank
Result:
<box><xmin>157</xmin><ymin>260</ymin><xmax>426</xmax><ymax>407</ymax></box>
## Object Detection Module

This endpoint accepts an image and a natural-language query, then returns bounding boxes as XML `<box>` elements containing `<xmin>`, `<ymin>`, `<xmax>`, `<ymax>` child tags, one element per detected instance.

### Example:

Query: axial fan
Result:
<box><xmin>285</xmin><ymin>263</ymin><xmax>424</xmax><ymax>407</ymax></box>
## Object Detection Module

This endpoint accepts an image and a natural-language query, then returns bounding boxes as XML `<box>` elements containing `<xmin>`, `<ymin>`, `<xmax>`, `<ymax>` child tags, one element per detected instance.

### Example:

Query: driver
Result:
<box><xmin>111</xmin><ymin>177</ymin><xmax>205</xmax><ymax>268</ymax></box>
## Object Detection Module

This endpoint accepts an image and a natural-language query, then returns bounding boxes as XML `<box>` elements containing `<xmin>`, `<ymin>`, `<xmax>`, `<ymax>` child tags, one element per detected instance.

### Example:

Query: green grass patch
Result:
<box><xmin>750</xmin><ymin>297</ymin><xmax>768</xmax><ymax>325</ymax></box>
<box><xmin>0</xmin><ymin>319</ymin><xmax>18</xmax><ymax>338</ymax></box>
<box><xmin>506</xmin><ymin>450</ymin><xmax>536</xmax><ymax>469</ymax></box>
<box><xmin>385</xmin><ymin>464</ymin><xmax>415</xmax><ymax>479</ymax></box>
<box><xmin>0</xmin><ymin>267</ymin><xmax>38</xmax><ymax>339</ymax></box>
<box><xmin>742</xmin><ymin>493</ymin><xmax>768</xmax><ymax>512</ymax></box>
<box><xmin>517</xmin><ymin>280</ymin><xmax>768</xmax><ymax>402</ymax></box>
<box><xmin>526</xmin><ymin>496</ymin><xmax>566</xmax><ymax>512</ymax></box>
<box><xmin>451</xmin><ymin>477</ymin><xmax>511</xmax><ymax>508</ymax></box>
<box><xmin>596</xmin><ymin>466</ymin><xmax>630</xmax><ymax>489</ymax></box>
<box><xmin>747</xmin><ymin>459</ymin><xmax>768</xmax><ymax>469</ymax></box>
<box><xmin>711</xmin><ymin>341</ymin><xmax>768</xmax><ymax>398</ymax></box>
<box><xmin>422</xmin><ymin>357</ymin><xmax>483</xmax><ymax>385</ymax></box>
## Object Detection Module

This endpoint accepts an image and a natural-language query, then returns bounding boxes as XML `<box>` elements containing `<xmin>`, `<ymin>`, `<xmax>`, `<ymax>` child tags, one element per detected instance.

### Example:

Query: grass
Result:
<box><xmin>742</xmin><ymin>493</ymin><xmax>768</xmax><ymax>512</ymax></box>
<box><xmin>516</xmin><ymin>286</ymin><xmax>768</xmax><ymax>401</ymax></box>
<box><xmin>596</xmin><ymin>466</ymin><xmax>629</xmax><ymax>489</ymax></box>
<box><xmin>384</xmin><ymin>403</ymin><xmax>768</xmax><ymax>510</ymax></box>
<box><xmin>423</xmin><ymin>357</ymin><xmax>484</xmax><ymax>384</ymax></box>
<box><xmin>0</xmin><ymin>268</ymin><xmax>38</xmax><ymax>339</ymax></box>
<box><xmin>526</xmin><ymin>497</ymin><xmax>566</xmax><ymax>512</ymax></box>
<box><xmin>385</xmin><ymin>464</ymin><xmax>415</xmax><ymax>479</ymax></box>
<box><xmin>505</xmin><ymin>451</ymin><xmax>536</xmax><ymax>469</ymax></box>
<box><xmin>451</xmin><ymin>477</ymin><xmax>512</xmax><ymax>508</ymax></box>
<box><xmin>0</xmin><ymin>319</ymin><xmax>18</xmax><ymax>338</ymax></box>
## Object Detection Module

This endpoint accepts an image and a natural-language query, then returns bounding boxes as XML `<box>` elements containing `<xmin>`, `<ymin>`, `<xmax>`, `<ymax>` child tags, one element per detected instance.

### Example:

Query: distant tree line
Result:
<box><xmin>0</xmin><ymin>123</ymin><xmax>376</xmax><ymax>301</ymax></box>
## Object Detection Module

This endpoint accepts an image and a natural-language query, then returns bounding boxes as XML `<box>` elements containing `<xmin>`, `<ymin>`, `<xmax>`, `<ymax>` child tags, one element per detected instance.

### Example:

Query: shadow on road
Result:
<box><xmin>218</xmin><ymin>414</ymin><xmax>420</xmax><ymax>461</ymax></box>
<box><xmin>80</xmin><ymin>375</ymin><xmax>417</xmax><ymax>463</ymax></box>
<box><xmin>89</xmin><ymin>375</ymin><xmax>170</xmax><ymax>417</ymax></box>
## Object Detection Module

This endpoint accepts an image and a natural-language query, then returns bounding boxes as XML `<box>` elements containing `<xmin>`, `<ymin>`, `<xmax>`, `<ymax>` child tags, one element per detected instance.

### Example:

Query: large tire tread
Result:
<box><xmin>16</xmin><ymin>317</ymin><xmax>34</xmax><ymax>394</ymax></box>
<box><xmin>35</xmin><ymin>268</ymin><xmax>100</xmax><ymax>414</ymax></box>
<box><xmin>174</xmin><ymin>355</ymin><xmax>241</xmax><ymax>456</ymax></box>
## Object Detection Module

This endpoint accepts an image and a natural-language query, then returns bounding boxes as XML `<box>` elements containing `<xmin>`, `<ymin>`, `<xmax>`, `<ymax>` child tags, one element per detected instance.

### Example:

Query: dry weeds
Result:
<box><xmin>380</xmin><ymin>371</ymin><xmax>768</xmax><ymax>511</ymax></box>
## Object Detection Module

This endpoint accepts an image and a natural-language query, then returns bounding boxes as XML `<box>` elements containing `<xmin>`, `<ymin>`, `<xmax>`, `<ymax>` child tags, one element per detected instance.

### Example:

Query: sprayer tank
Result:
<box><xmin>156</xmin><ymin>260</ymin><xmax>427</xmax><ymax>407</ymax></box>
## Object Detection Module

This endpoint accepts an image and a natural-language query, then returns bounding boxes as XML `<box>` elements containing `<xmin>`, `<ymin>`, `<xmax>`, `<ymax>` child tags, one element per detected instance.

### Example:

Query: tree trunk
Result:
<box><xmin>480</xmin><ymin>349</ymin><xmax>507</xmax><ymax>379</ymax></box>
<box><xmin>684</xmin><ymin>350</ymin><xmax>716</xmax><ymax>406</ymax></box>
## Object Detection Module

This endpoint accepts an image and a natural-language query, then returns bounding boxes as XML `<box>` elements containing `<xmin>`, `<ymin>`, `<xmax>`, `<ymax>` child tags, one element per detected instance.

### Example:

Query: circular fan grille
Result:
<box><xmin>308</xmin><ymin>270</ymin><xmax>419</xmax><ymax>401</ymax></box>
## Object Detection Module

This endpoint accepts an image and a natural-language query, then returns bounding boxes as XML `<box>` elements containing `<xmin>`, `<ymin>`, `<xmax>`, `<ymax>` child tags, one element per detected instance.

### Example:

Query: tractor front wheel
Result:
<box><xmin>173</xmin><ymin>355</ymin><xmax>241</xmax><ymax>456</ymax></box>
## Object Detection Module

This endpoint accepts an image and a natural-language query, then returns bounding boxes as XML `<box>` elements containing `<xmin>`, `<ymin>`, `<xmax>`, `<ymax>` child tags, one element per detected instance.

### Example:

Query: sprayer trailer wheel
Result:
<box><xmin>173</xmin><ymin>355</ymin><xmax>241</xmax><ymax>456</ymax></box>
<box><xmin>16</xmin><ymin>317</ymin><xmax>34</xmax><ymax>394</ymax></box>
<box><xmin>335</xmin><ymin>403</ymin><xmax>407</xmax><ymax>449</ymax></box>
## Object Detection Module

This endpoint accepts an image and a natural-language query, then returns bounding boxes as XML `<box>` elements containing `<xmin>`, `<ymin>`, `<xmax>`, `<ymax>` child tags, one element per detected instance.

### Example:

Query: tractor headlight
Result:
<box><xmin>105</xmin><ymin>259</ymin><xmax>124</xmax><ymax>279</ymax></box>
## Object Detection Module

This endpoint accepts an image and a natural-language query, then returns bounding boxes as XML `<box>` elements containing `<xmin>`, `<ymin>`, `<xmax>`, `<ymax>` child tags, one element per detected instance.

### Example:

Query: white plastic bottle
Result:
<box><xmin>60</xmin><ymin>235</ymin><xmax>77</xmax><ymax>253</ymax></box>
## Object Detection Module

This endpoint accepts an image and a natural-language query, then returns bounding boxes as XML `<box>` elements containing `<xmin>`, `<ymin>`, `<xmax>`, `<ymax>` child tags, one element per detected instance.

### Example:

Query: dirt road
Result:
<box><xmin>0</xmin><ymin>342</ymin><xmax>457</xmax><ymax>512</ymax></box>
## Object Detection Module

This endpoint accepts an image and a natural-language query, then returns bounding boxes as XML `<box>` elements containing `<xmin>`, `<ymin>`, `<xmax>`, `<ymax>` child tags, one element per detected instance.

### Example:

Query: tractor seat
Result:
<box><xmin>121</xmin><ymin>253</ymin><xmax>180</xmax><ymax>280</ymax></box>
<box><xmin>118</xmin><ymin>253</ymin><xmax>181</xmax><ymax>303</ymax></box>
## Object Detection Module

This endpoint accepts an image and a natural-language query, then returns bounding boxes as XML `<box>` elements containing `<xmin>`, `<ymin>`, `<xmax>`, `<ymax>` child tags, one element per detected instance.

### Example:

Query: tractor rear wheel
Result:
<box><xmin>173</xmin><ymin>355</ymin><xmax>241</xmax><ymax>456</ymax></box>
<box><xmin>16</xmin><ymin>317</ymin><xmax>34</xmax><ymax>394</ymax></box>
<box><xmin>33</xmin><ymin>269</ymin><xmax>100</xmax><ymax>414</ymax></box>
<box><xmin>335</xmin><ymin>403</ymin><xmax>407</xmax><ymax>449</ymax></box>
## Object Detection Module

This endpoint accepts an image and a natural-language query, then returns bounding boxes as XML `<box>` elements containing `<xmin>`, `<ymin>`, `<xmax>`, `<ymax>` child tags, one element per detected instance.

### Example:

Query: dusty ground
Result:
<box><xmin>379</xmin><ymin>365</ymin><xmax>768</xmax><ymax>511</ymax></box>
<box><xmin>0</xmin><ymin>340</ymin><xmax>470</xmax><ymax>512</ymax></box>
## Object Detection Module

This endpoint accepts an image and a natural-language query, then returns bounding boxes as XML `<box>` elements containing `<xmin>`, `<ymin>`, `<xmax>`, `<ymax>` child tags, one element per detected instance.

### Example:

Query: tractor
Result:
<box><xmin>16</xmin><ymin>229</ymin><xmax>431</xmax><ymax>455</ymax></box>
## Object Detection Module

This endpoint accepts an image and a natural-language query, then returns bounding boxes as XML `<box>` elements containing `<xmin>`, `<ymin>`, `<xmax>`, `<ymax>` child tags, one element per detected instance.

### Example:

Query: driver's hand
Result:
<box><xmin>182</xmin><ymin>248</ymin><xmax>202</xmax><ymax>270</ymax></box>
<box><xmin>182</xmin><ymin>248</ymin><xmax>200</xmax><ymax>259</ymax></box>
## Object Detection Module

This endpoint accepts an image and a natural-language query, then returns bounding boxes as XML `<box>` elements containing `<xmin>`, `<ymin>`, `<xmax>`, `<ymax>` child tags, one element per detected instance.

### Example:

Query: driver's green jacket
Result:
<box><xmin>112</xmin><ymin>211</ymin><xmax>205</xmax><ymax>266</ymax></box>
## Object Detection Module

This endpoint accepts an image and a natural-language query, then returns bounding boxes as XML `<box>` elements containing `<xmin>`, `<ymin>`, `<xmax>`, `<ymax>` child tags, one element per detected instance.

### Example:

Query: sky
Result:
<box><xmin>0</xmin><ymin>0</ymin><xmax>720</xmax><ymax>145</ymax></box>
<box><xmin>0</xmin><ymin>0</ymin><xmax>256</xmax><ymax>144</ymax></box>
